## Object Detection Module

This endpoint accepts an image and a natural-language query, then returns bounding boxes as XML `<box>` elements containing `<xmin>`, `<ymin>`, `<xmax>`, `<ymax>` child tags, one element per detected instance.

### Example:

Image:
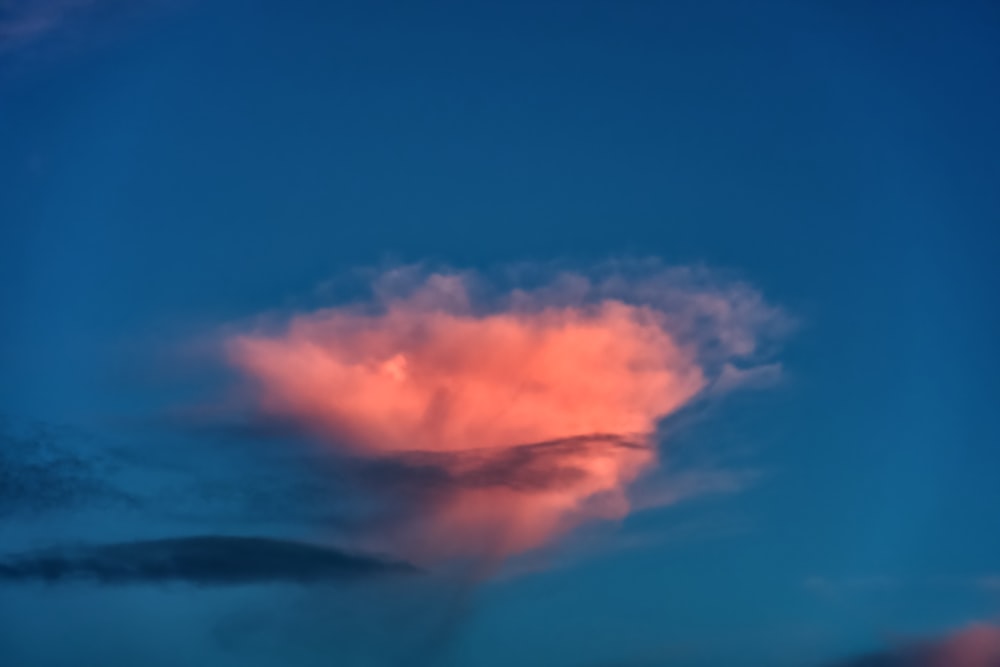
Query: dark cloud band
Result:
<box><xmin>0</xmin><ymin>535</ymin><xmax>416</xmax><ymax>586</ymax></box>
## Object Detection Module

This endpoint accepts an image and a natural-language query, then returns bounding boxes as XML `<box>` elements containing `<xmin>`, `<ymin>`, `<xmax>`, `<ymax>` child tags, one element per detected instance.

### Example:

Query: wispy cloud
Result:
<box><xmin>0</xmin><ymin>535</ymin><xmax>416</xmax><ymax>586</ymax></box>
<box><xmin>0</xmin><ymin>419</ymin><xmax>131</xmax><ymax>516</ymax></box>
<box><xmin>629</xmin><ymin>467</ymin><xmax>762</xmax><ymax>511</ymax></box>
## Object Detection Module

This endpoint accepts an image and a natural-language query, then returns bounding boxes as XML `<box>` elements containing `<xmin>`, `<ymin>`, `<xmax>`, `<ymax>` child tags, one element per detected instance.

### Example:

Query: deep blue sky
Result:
<box><xmin>1</xmin><ymin>2</ymin><xmax>999</xmax><ymax>666</ymax></box>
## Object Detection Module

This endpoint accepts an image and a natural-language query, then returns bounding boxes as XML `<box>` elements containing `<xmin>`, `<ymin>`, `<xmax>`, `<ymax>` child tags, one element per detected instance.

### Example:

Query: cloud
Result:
<box><xmin>628</xmin><ymin>467</ymin><xmax>762</xmax><ymax>511</ymax></box>
<box><xmin>710</xmin><ymin>361</ymin><xmax>784</xmax><ymax>395</ymax></box>
<box><xmin>339</xmin><ymin>434</ymin><xmax>652</xmax><ymax>562</ymax></box>
<box><xmin>0</xmin><ymin>419</ymin><xmax>130</xmax><ymax>516</ymax></box>
<box><xmin>0</xmin><ymin>535</ymin><xmax>416</xmax><ymax>586</ymax></box>
<box><xmin>824</xmin><ymin>623</ymin><xmax>1000</xmax><ymax>667</ymax></box>
<box><xmin>222</xmin><ymin>263</ymin><xmax>788</xmax><ymax>564</ymax></box>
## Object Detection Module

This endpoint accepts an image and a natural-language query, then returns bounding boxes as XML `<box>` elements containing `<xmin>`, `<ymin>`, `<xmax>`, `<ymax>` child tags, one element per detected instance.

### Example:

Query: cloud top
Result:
<box><xmin>229</xmin><ymin>291</ymin><xmax>703</xmax><ymax>455</ymax></box>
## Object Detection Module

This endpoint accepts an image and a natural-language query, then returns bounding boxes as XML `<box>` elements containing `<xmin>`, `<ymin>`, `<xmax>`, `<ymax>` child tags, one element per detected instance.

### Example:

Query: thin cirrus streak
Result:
<box><xmin>224</xmin><ymin>265</ymin><xmax>786</xmax><ymax>564</ymax></box>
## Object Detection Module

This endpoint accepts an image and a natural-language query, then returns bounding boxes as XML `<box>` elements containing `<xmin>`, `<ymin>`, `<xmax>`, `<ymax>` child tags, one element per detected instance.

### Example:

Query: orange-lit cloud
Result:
<box><xmin>225</xmin><ymin>265</ymin><xmax>785</xmax><ymax>563</ymax></box>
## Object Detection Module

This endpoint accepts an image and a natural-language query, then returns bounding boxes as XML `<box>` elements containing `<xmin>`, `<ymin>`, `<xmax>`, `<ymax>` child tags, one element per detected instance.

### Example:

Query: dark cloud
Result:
<box><xmin>0</xmin><ymin>419</ymin><xmax>131</xmax><ymax>516</ymax></box>
<box><xmin>357</xmin><ymin>433</ymin><xmax>645</xmax><ymax>495</ymax></box>
<box><xmin>302</xmin><ymin>433</ymin><xmax>652</xmax><ymax>541</ymax></box>
<box><xmin>156</xmin><ymin>430</ymin><xmax>649</xmax><ymax>528</ymax></box>
<box><xmin>0</xmin><ymin>535</ymin><xmax>417</xmax><ymax>586</ymax></box>
<box><xmin>138</xmin><ymin>430</ymin><xmax>713</xmax><ymax>564</ymax></box>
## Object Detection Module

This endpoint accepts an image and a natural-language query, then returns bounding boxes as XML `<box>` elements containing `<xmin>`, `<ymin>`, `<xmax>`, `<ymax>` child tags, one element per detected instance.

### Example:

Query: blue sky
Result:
<box><xmin>1</xmin><ymin>2</ymin><xmax>999</xmax><ymax>666</ymax></box>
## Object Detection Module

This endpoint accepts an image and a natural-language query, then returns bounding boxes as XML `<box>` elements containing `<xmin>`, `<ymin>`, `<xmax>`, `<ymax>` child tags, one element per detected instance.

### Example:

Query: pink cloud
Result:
<box><xmin>923</xmin><ymin>623</ymin><xmax>1000</xmax><ymax>667</ymax></box>
<box><xmin>224</xmin><ymin>265</ymin><xmax>785</xmax><ymax>564</ymax></box>
<box><xmin>830</xmin><ymin>622</ymin><xmax>1000</xmax><ymax>667</ymax></box>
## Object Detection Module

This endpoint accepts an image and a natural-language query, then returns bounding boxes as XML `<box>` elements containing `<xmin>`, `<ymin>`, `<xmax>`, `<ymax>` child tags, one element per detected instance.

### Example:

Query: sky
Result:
<box><xmin>1</xmin><ymin>1</ymin><xmax>999</xmax><ymax>666</ymax></box>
